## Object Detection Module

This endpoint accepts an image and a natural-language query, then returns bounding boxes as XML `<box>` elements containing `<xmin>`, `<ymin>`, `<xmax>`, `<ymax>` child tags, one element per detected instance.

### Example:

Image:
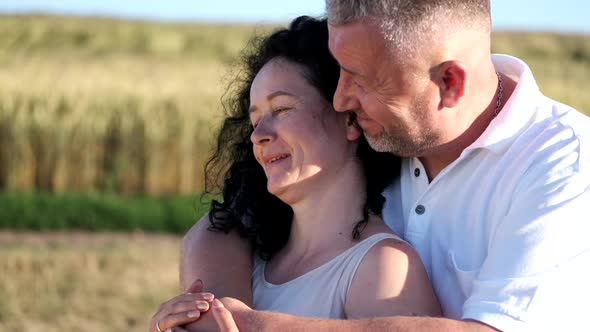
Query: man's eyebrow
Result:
<box><xmin>248</xmin><ymin>90</ymin><xmax>296</xmax><ymax>114</ymax></box>
<box><xmin>340</xmin><ymin>65</ymin><xmax>359</xmax><ymax>76</ymax></box>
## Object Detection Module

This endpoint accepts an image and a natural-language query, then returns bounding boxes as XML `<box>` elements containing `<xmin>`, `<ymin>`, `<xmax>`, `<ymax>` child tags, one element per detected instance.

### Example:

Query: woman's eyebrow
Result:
<box><xmin>267</xmin><ymin>90</ymin><xmax>296</xmax><ymax>100</ymax></box>
<box><xmin>249</xmin><ymin>90</ymin><xmax>296</xmax><ymax>114</ymax></box>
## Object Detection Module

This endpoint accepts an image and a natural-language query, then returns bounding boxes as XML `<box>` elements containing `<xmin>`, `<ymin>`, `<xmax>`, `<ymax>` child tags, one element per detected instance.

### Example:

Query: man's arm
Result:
<box><xmin>179</xmin><ymin>214</ymin><xmax>253</xmax><ymax>305</ymax></box>
<box><xmin>220</xmin><ymin>299</ymin><xmax>498</xmax><ymax>332</ymax></box>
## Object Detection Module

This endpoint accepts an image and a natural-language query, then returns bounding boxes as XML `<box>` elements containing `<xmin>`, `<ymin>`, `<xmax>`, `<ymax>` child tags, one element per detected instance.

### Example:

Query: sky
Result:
<box><xmin>0</xmin><ymin>0</ymin><xmax>588</xmax><ymax>34</ymax></box>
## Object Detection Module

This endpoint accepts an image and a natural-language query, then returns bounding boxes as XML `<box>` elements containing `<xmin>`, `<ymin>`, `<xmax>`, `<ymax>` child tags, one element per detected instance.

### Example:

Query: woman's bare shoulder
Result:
<box><xmin>345</xmin><ymin>216</ymin><xmax>441</xmax><ymax>319</ymax></box>
<box><xmin>357</xmin><ymin>214</ymin><xmax>402</xmax><ymax>241</ymax></box>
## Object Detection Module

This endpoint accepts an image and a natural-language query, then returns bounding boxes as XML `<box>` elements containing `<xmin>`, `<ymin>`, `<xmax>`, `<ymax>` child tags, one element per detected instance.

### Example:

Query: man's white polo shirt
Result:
<box><xmin>383</xmin><ymin>54</ymin><xmax>590</xmax><ymax>331</ymax></box>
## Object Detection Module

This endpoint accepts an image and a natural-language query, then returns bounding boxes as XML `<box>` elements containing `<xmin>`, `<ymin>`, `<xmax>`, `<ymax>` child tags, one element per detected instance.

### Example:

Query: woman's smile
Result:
<box><xmin>264</xmin><ymin>153</ymin><xmax>291</xmax><ymax>171</ymax></box>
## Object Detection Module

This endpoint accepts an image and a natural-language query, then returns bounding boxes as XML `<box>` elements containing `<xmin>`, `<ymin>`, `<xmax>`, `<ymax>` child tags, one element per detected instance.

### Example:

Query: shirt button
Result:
<box><xmin>414</xmin><ymin>168</ymin><xmax>421</xmax><ymax>177</ymax></box>
<box><xmin>415</xmin><ymin>205</ymin><xmax>426</xmax><ymax>215</ymax></box>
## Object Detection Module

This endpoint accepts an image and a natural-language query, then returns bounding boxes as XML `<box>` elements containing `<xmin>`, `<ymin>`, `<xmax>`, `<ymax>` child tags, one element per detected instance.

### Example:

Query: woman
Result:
<box><xmin>150</xmin><ymin>16</ymin><xmax>440</xmax><ymax>332</ymax></box>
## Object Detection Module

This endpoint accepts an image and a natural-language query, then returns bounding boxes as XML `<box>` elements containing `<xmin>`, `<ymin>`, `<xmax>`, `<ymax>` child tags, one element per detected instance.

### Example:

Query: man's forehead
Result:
<box><xmin>327</xmin><ymin>22</ymin><xmax>358</xmax><ymax>53</ymax></box>
<box><xmin>328</xmin><ymin>19</ymin><xmax>382</xmax><ymax>42</ymax></box>
<box><xmin>328</xmin><ymin>21</ymin><xmax>383</xmax><ymax>56</ymax></box>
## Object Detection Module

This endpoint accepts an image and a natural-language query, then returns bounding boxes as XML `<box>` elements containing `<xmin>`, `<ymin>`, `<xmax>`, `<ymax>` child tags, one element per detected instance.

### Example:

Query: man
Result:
<box><xmin>174</xmin><ymin>0</ymin><xmax>590</xmax><ymax>331</ymax></box>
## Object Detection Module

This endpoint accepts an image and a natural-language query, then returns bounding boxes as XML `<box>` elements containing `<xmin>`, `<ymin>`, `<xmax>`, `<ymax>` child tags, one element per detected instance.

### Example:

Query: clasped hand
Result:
<box><xmin>150</xmin><ymin>279</ymin><xmax>246</xmax><ymax>332</ymax></box>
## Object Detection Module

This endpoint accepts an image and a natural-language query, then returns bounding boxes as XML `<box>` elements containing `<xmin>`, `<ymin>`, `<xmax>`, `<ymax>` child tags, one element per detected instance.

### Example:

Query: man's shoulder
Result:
<box><xmin>513</xmin><ymin>96</ymin><xmax>589</xmax><ymax>164</ymax></box>
<box><xmin>502</xmin><ymin>96</ymin><xmax>590</xmax><ymax>204</ymax></box>
<box><xmin>540</xmin><ymin>95</ymin><xmax>590</xmax><ymax>131</ymax></box>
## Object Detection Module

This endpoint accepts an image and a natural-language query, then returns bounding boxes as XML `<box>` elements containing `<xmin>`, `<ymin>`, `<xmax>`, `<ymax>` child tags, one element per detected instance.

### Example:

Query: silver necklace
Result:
<box><xmin>492</xmin><ymin>71</ymin><xmax>504</xmax><ymax>119</ymax></box>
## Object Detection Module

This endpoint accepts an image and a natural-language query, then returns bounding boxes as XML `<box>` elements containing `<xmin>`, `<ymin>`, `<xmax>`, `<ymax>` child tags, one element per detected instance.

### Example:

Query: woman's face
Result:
<box><xmin>249</xmin><ymin>58</ymin><xmax>360</xmax><ymax>201</ymax></box>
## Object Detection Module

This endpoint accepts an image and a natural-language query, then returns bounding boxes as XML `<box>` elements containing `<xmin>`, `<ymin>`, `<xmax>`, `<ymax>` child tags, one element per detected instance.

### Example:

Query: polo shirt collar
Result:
<box><xmin>464</xmin><ymin>54</ymin><xmax>544</xmax><ymax>155</ymax></box>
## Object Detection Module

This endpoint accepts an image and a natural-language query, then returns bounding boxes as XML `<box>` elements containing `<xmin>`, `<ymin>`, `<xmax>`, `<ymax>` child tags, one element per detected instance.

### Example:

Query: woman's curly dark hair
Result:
<box><xmin>204</xmin><ymin>16</ymin><xmax>400</xmax><ymax>260</ymax></box>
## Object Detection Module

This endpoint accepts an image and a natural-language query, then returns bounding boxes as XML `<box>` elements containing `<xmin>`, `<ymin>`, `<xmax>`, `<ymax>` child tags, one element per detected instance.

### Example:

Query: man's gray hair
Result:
<box><xmin>326</xmin><ymin>0</ymin><xmax>490</xmax><ymax>26</ymax></box>
<box><xmin>326</xmin><ymin>0</ymin><xmax>491</xmax><ymax>54</ymax></box>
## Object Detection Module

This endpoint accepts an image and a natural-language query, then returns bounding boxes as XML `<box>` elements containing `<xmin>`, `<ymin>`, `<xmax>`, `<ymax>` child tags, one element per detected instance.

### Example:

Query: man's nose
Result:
<box><xmin>333</xmin><ymin>73</ymin><xmax>361</xmax><ymax>113</ymax></box>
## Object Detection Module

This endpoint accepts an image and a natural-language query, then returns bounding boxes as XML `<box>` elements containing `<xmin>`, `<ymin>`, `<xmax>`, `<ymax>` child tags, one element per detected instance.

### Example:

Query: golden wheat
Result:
<box><xmin>0</xmin><ymin>57</ymin><xmax>228</xmax><ymax>194</ymax></box>
<box><xmin>0</xmin><ymin>16</ymin><xmax>588</xmax><ymax>195</ymax></box>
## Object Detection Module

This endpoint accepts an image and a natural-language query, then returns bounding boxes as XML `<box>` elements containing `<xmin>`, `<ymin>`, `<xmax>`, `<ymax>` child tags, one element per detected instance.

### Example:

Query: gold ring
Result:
<box><xmin>156</xmin><ymin>319</ymin><xmax>164</xmax><ymax>332</ymax></box>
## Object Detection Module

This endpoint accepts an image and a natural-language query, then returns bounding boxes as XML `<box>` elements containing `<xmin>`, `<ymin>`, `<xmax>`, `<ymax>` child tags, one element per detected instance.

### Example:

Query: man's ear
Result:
<box><xmin>437</xmin><ymin>60</ymin><xmax>467</xmax><ymax>109</ymax></box>
<box><xmin>346</xmin><ymin>112</ymin><xmax>363</xmax><ymax>141</ymax></box>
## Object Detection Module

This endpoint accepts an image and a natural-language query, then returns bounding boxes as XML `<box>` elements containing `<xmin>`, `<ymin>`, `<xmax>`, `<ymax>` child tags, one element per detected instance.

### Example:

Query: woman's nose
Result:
<box><xmin>250</xmin><ymin>117</ymin><xmax>275</xmax><ymax>145</ymax></box>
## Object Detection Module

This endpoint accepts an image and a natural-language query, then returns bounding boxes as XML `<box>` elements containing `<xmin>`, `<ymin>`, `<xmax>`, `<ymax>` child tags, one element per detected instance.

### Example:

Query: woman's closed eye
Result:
<box><xmin>251</xmin><ymin>107</ymin><xmax>294</xmax><ymax>128</ymax></box>
<box><xmin>272</xmin><ymin>106</ymin><xmax>293</xmax><ymax>115</ymax></box>
<box><xmin>250</xmin><ymin>115</ymin><xmax>260</xmax><ymax>129</ymax></box>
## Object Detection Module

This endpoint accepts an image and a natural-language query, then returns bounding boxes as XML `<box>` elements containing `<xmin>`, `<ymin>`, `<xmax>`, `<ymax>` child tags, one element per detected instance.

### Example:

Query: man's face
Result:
<box><xmin>328</xmin><ymin>19</ymin><xmax>441</xmax><ymax>157</ymax></box>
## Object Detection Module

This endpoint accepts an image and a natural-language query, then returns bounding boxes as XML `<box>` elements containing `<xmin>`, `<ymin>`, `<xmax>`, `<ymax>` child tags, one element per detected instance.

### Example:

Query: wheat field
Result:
<box><xmin>0</xmin><ymin>15</ymin><xmax>589</xmax><ymax>196</ymax></box>
<box><xmin>0</xmin><ymin>15</ymin><xmax>272</xmax><ymax>195</ymax></box>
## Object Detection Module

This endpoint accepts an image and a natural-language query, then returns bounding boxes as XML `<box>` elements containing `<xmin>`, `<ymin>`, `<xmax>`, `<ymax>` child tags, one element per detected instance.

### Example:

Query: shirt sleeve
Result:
<box><xmin>462</xmin><ymin>124</ymin><xmax>590</xmax><ymax>331</ymax></box>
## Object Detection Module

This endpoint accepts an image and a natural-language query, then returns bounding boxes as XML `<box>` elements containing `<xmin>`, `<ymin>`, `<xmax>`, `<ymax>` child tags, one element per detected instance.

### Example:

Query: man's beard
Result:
<box><xmin>364</xmin><ymin>129</ymin><xmax>438</xmax><ymax>157</ymax></box>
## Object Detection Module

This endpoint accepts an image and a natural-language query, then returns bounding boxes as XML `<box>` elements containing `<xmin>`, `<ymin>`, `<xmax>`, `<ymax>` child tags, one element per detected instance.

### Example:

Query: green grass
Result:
<box><xmin>0</xmin><ymin>191</ymin><xmax>210</xmax><ymax>233</ymax></box>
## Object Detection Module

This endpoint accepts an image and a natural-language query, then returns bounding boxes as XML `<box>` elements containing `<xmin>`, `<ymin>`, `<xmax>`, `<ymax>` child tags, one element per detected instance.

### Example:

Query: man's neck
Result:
<box><xmin>420</xmin><ymin>72</ymin><xmax>516</xmax><ymax>181</ymax></box>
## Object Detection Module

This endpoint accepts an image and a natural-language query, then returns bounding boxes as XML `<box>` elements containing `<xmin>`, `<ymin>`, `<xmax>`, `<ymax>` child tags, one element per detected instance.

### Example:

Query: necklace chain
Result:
<box><xmin>492</xmin><ymin>71</ymin><xmax>504</xmax><ymax>119</ymax></box>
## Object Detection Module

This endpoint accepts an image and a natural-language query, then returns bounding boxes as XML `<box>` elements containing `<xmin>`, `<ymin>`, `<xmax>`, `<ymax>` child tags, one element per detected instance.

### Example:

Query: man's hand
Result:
<box><xmin>210</xmin><ymin>298</ymin><xmax>247</xmax><ymax>332</ymax></box>
<box><xmin>183</xmin><ymin>297</ymin><xmax>249</xmax><ymax>332</ymax></box>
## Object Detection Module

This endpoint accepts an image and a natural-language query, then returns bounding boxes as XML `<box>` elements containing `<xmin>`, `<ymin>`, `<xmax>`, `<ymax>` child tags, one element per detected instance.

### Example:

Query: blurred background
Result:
<box><xmin>0</xmin><ymin>1</ymin><xmax>588</xmax><ymax>331</ymax></box>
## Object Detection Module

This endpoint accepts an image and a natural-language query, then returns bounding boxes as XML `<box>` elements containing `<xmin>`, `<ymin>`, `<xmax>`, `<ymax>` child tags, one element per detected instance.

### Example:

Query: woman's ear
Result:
<box><xmin>346</xmin><ymin>112</ymin><xmax>363</xmax><ymax>141</ymax></box>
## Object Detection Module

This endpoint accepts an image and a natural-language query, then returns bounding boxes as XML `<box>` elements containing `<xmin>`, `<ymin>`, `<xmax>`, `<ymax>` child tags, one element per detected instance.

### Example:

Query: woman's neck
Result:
<box><xmin>283</xmin><ymin>159</ymin><xmax>367</xmax><ymax>257</ymax></box>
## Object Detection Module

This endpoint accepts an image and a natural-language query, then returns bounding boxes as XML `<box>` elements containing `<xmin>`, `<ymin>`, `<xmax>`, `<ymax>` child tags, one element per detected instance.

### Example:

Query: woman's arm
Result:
<box><xmin>179</xmin><ymin>214</ymin><xmax>253</xmax><ymax>305</ymax></box>
<box><xmin>345</xmin><ymin>238</ymin><xmax>441</xmax><ymax>318</ymax></box>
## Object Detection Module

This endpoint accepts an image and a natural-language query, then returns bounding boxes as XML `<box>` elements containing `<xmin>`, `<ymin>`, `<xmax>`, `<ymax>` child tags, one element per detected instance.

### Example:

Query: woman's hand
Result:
<box><xmin>150</xmin><ymin>279</ymin><xmax>215</xmax><ymax>332</ymax></box>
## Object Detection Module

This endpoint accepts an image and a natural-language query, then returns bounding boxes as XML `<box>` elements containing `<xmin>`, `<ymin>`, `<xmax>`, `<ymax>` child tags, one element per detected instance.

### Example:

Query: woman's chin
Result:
<box><xmin>266</xmin><ymin>181</ymin><xmax>294</xmax><ymax>202</ymax></box>
<box><xmin>267</xmin><ymin>182</ymin><xmax>286</xmax><ymax>196</ymax></box>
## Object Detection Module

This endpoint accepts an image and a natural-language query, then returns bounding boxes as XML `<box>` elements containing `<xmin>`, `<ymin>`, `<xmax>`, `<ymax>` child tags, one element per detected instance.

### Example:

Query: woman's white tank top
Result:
<box><xmin>252</xmin><ymin>233</ymin><xmax>404</xmax><ymax>319</ymax></box>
